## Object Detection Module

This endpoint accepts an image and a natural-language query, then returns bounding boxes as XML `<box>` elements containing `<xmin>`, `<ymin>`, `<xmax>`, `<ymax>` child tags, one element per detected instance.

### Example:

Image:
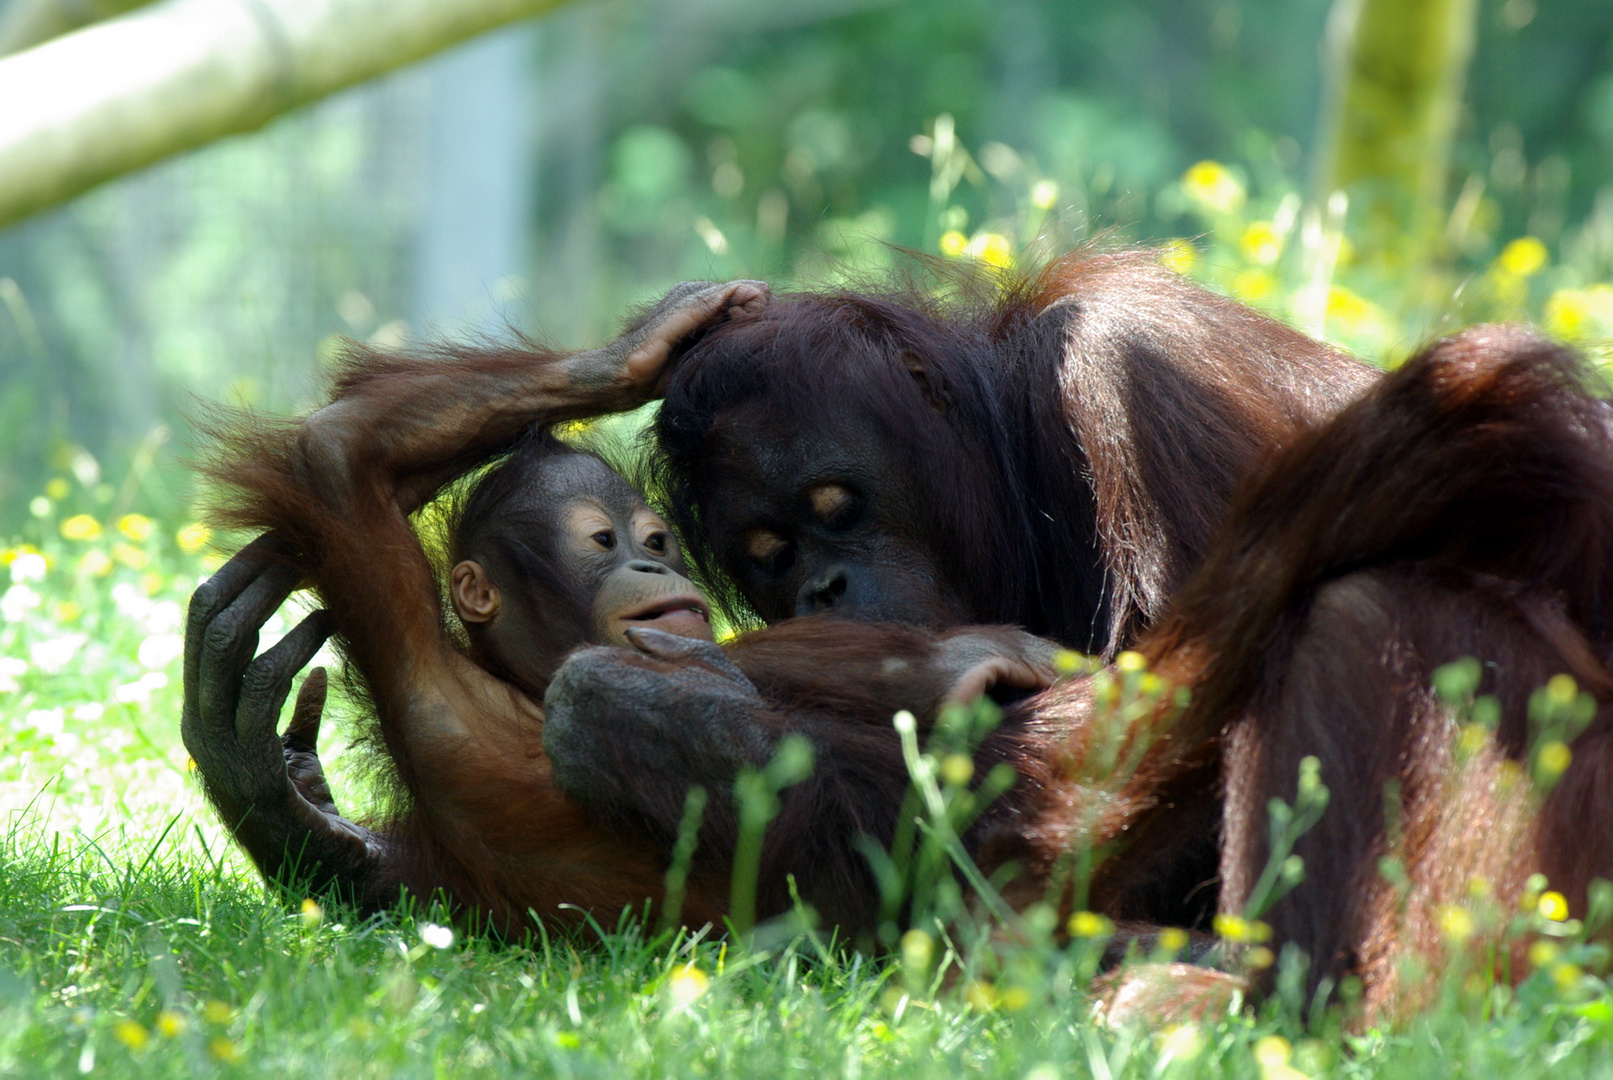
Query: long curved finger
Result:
<box><xmin>942</xmin><ymin>657</ymin><xmax>1051</xmax><ymax>706</ymax></box>
<box><xmin>192</xmin><ymin>561</ymin><xmax>303</xmax><ymax>740</ymax></box>
<box><xmin>183</xmin><ymin>532</ymin><xmax>292</xmax><ymax>696</ymax></box>
<box><xmin>638</xmin><ymin>280</ymin><xmax>771</xmax><ymax>391</ymax></box>
<box><xmin>283</xmin><ymin>667</ymin><xmax>328</xmax><ymax>753</ymax></box>
<box><xmin>233</xmin><ymin>610</ymin><xmax>333</xmax><ymax>744</ymax></box>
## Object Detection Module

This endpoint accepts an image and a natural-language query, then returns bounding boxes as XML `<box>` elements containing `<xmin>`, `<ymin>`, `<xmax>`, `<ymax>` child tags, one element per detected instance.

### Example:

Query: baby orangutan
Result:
<box><xmin>442</xmin><ymin>430</ymin><xmax>718</xmax><ymax>695</ymax></box>
<box><xmin>184</xmin><ymin>279</ymin><xmax>1058</xmax><ymax>936</ymax></box>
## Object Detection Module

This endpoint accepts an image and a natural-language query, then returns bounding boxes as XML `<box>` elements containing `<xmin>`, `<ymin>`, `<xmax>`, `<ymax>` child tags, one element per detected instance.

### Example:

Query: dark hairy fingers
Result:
<box><xmin>283</xmin><ymin>669</ymin><xmax>342</xmax><ymax>818</ymax></box>
<box><xmin>182</xmin><ymin>537</ymin><xmax>388</xmax><ymax>897</ymax></box>
<box><xmin>561</xmin><ymin>279</ymin><xmax>771</xmax><ymax>401</ymax></box>
<box><xmin>936</xmin><ymin>629</ymin><xmax>1062</xmax><ymax>705</ymax></box>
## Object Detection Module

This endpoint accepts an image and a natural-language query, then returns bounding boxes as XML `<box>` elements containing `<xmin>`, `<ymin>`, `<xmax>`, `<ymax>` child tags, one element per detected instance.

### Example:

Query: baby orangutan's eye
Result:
<box><xmin>592</xmin><ymin>530</ymin><xmax>615</xmax><ymax>550</ymax></box>
<box><xmin>645</xmin><ymin>532</ymin><xmax>668</xmax><ymax>554</ymax></box>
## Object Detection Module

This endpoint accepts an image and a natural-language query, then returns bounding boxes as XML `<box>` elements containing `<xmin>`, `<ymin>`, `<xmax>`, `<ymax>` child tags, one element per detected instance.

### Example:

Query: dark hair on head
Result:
<box><xmin>435</xmin><ymin>427</ymin><xmax>621</xmax><ymax>695</ymax></box>
<box><xmin>643</xmin><ymin>257</ymin><xmax>1105</xmax><ymax>638</ymax></box>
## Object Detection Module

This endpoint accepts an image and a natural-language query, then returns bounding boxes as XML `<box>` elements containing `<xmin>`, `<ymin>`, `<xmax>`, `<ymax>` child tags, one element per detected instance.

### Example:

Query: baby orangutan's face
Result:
<box><xmin>450</xmin><ymin>453</ymin><xmax>714</xmax><ymax>693</ymax></box>
<box><xmin>556</xmin><ymin>496</ymin><xmax>714</xmax><ymax>645</ymax></box>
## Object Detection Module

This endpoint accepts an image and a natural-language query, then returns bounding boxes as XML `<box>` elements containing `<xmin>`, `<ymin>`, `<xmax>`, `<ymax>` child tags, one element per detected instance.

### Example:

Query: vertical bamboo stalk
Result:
<box><xmin>1312</xmin><ymin>0</ymin><xmax>1479</xmax><ymax>264</ymax></box>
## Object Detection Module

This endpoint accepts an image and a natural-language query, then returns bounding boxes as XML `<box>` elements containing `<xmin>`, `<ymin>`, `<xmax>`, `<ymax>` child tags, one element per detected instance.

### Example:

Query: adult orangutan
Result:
<box><xmin>647</xmin><ymin>248</ymin><xmax>1377</xmax><ymax>652</ymax></box>
<box><xmin>549</xmin><ymin>324</ymin><xmax>1613</xmax><ymax>1019</ymax></box>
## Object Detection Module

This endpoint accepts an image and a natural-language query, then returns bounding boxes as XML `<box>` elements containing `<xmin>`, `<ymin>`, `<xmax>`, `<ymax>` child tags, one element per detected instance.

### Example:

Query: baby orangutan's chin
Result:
<box><xmin>605</xmin><ymin>594</ymin><xmax>714</xmax><ymax>644</ymax></box>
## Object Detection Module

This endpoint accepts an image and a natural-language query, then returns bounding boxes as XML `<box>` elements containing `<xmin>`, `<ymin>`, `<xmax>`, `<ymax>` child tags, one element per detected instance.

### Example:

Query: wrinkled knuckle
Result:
<box><xmin>188</xmin><ymin>583</ymin><xmax>218</xmax><ymax>619</ymax></box>
<box><xmin>239</xmin><ymin>661</ymin><xmax>281</xmax><ymax>701</ymax></box>
<box><xmin>201</xmin><ymin>618</ymin><xmax>241</xmax><ymax>661</ymax></box>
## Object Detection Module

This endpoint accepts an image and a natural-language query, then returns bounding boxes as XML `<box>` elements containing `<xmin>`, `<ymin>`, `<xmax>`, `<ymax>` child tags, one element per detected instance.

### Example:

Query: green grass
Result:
<box><xmin>9</xmin><ymin>194</ymin><xmax>1613</xmax><ymax>1076</ymax></box>
<box><xmin>4</xmin><ymin>505</ymin><xmax>1613</xmax><ymax>1078</ymax></box>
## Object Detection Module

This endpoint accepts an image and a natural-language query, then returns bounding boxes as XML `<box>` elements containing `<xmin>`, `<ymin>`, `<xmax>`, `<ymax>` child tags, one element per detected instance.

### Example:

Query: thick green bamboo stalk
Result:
<box><xmin>1313</xmin><ymin>0</ymin><xmax>1479</xmax><ymax>257</ymax></box>
<box><xmin>0</xmin><ymin>0</ymin><xmax>156</xmax><ymax>57</ymax></box>
<box><xmin>0</xmin><ymin>0</ymin><xmax>576</xmax><ymax>230</ymax></box>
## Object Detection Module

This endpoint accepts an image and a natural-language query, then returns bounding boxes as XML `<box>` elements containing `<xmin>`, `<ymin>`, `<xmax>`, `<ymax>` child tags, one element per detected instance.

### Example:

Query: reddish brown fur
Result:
<box><xmin>655</xmin><ymin>247</ymin><xmax>1377</xmax><ymax>651</ymax></box>
<box><xmin>204</xmin><ymin>269</ymin><xmax>1613</xmax><ymax>1021</ymax></box>
<box><xmin>1004</xmin><ymin>326</ymin><xmax>1613</xmax><ymax>1018</ymax></box>
<box><xmin>201</xmin><ymin>343</ymin><xmax>1045</xmax><ymax>936</ymax></box>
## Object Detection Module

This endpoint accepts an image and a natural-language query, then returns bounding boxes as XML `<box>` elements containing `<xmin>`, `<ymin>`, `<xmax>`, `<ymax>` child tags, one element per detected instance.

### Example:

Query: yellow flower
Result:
<box><xmin>1214</xmin><ymin>913</ymin><xmax>1269</xmax><ymax>942</ymax></box>
<box><xmin>1537</xmin><ymin>740</ymin><xmax>1572</xmax><ymax>779</ymax></box>
<box><xmin>939</xmin><ymin>230</ymin><xmax>968</xmax><ymax>257</ymax></box>
<box><xmin>1029</xmin><ymin>179</ymin><xmax>1059</xmax><ymax>211</ymax></box>
<box><xmin>1457</xmin><ymin>723</ymin><xmax>1489</xmax><ymax>758</ymax></box>
<box><xmin>963</xmin><ymin>979</ymin><xmax>998</xmax><ymax>1011</ymax></box>
<box><xmin>1552</xmin><ymin>962</ymin><xmax>1584</xmax><ymax>991</ymax></box>
<box><xmin>1545</xmin><ymin>284</ymin><xmax>1613</xmax><ymax>341</ymax></box>
<box><xmin>113</xmin><ymin>1019</ymin><xmax>149</xmax><ymax>1051</ymax></box>
<box><xmin>940</xmin><ymin>753</ymin><xmax>974</xmax><ymax>787</ymax></box>
<box><xmin>1053</xmin><ymin>649</ymin><xmax>1085</xmax><ymax>676</ymax></box>
<box><xmin>1254</xmin><ymin>1035</ymin><xmax>1291</xmax><ymax>1070</ymax></box>
<box><xmin>1000</xmin><ymin>985</ymin><xmax>1032</xmax><ymax>1011</ymax></box>
<box><xmin>116</xmin><ymin>513</ymin><xmax>154</xmax><ymax>542</ymax></box>
<box><xmin>79</xmin><ymin>550</ymin><xmax>113</xmax><ymax>577</ymax></box>
<box><xmin>176</xmin><ymin>522</ymin><xmax>213</xmax><ymax>555</ymax></box>
<box><xmin>666</xmin><ymin>963</ymin><xmax>710</xmax><ymax>1008</ymax></box>
<box><xmin>1538</xmin><ymin>890</ymin><xmax>1570</xmax><ymax>921</ymax></box>
<box><xmin>1529</xmin><ymin>940</ymin><xmax>1559</xmax><ymax>968</ymax></box>
<box><xmin>901</xmin><ymin>928</ymin><xmax>935</xmax><ymax>970</ymax></box>
<box><xmin>1247</xmin><ymin>946</ymin><xmax>1275</xmax><ymax>969</ymax></box>
<box><xmin>1157</xmin><ymin>927</ymin><xmax>1190</xmax><ymax>955</ymax></box>
<box><xmin>60</xmin><ymin>514</ymin><xmax>101</xmax><ymax>541</ymax></box>
<box><xmin>1497</xmin><ymin>236</ymin><xmax>1548</xmax><ymax>277</ymax></box>
<box><xmin>155</xmin><ymin>1011</ymin><xmax>186</xmax><ymax>1037</ymax></box>
<box><xmin>1325</xmin><ymin>285</ymin><xmax>1377</xmax><ymax>332</ymax></box>
<box><xmin>1438</xmin><ymin>903</ymin><xmax>1475</xmax><ymax>944</ymax></box>
<box><xmin>1068</xmin><ymin>911</ymin><xmax>1114</xmax><ymax>938</ymax></box>
<box><xmin>209</xmin><ymin>1037</ymin><xmax>243</xmax><ymax>1064</ymax></box>
<box><xmin>300</xmin><ymin>898</ymin><xmax>324</xmax><ymax>928</ymax></box>
<box><xmin>1182</xmin><ymin>161</ymin><xmax>1246</xmax><ymax>214</ymax></box>
<box><xmin>1115</xmin><ymin>651</ymin><xmax>1147</xmax><ymax>674</ymax></box>
<box><xmin>111</xmin><ymin>543</ymin><xmax>148</xmax><ymax>570</ymax></box>
<box><xmin>201</xmin><ymin>1000</ymin><xmax>234</xmax><ymax>1025</ymax></box>
<box><xmin>44</xmin><ymin>478</ymin><xmax>70</xmax><ymax>500</ymax></box>
<box><xmin>1241</xmin><ymin>221</ymin><xmax>1283</xmax><ymax>266</ymax></box>
<box><xmin>964</xmin><ymin>232</ymin><xmax>1014</xmax><ymax>269</ymax></box>
<box><xmin>1546</xmin><ymin>674</ymin><xmax>1578</xmax><ymax>707</ymax></box>
<box><xmin>1159</xmin><ymin>239</ymin><xmax>1198</xmax><ymax>275</ymax></box>
<box><xmin>1233</xmin><ymin>269</ymin><xmax>1277</xmax><ymax>302</ymax></box>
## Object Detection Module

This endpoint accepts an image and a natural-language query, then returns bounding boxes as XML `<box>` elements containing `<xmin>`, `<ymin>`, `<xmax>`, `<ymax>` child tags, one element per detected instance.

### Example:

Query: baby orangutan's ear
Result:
<box><xmin>451</xmin><ymin>560</ymin><xmax>501</xmax><ymax>624</ymax></box>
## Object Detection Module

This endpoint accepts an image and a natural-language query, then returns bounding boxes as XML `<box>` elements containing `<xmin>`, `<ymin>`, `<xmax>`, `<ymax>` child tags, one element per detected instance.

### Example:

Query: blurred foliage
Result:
<box><xmin>0</xmin><ymin>0</ymin><xmax>1611</xmax><ymax>534</ymax></box>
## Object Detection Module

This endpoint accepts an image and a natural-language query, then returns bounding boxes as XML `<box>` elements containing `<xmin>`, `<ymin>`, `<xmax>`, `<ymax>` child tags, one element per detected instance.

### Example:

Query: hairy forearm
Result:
<box><xmin>298</xmin><ymin>343</ymin><xmax>622</xmax><ymax>515</ymax></box>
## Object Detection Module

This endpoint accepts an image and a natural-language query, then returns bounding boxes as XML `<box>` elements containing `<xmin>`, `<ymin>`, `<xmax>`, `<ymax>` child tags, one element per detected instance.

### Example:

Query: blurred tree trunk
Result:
<box><xmin>0</xmin><ymin>0</ymin><xmax>155</xmax><ymax>56</ymax></box>
<box><xmin>1313</xmin><ymin>0</ymin><xmax>1478</xmax><ymax>265</ymax></box>
<box><xmin>0</xmin><ymin>0</ymin><xmax>578</xmax><ymax>230</ymax></box>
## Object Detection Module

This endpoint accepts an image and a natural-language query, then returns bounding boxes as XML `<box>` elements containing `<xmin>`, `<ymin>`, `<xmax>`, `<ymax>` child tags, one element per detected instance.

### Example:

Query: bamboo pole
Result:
<box><xmin>1312</xmin><ymin>0</ymin><xmax>1479</xmax><ymax>262</ymax></box>
<box><xmin>0</xmin><ymin>0</ymin><xmax>576</xmax><ymax>229</ymax></box>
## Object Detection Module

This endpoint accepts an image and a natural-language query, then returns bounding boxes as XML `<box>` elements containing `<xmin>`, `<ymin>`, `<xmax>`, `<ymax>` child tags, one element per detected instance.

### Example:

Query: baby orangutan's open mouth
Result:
<box><xmin>618</xmin><ymin>595</ymin><xmax>712</xmax><ymax>640</ymax></box>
